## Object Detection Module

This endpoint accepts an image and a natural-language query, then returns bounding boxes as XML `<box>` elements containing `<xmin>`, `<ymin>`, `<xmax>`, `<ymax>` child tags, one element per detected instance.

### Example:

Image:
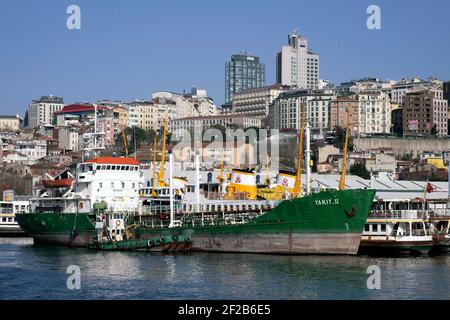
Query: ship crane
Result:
<box><xmin>339</xmin><ymin>109</ymin><xmax>358</xmax><ymax>191</ymax></box>
<box><xmin>158</xmin><ymin>117</ymin><xmax>169</xmax><ymax>187</ymax></box>
<box><xmin>293</xmin><ymin>104</ymin><xmax>306</xmax><ymax>197</ymax></box>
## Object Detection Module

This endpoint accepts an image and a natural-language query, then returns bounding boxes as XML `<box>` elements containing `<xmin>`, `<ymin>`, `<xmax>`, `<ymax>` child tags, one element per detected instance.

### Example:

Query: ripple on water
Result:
<box><xmin>1</xmin><ymin>242</ymin><xmax>450</xmax><ymax>300</ymax></box>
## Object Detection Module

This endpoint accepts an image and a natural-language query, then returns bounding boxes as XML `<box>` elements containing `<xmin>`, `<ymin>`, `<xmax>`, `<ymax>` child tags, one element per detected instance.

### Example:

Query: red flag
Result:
<box><xmin>426</xmin><ymin>182</ymin><xmax>434</xmax><ymax>194</ymax></box>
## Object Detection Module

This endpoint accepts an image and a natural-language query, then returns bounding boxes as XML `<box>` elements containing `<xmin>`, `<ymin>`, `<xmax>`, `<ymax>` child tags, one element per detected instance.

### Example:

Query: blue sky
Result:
<box><xmin>0</xmin><ymin>0</ymin><xmax>449</xmax><ymax>115</ymax></box>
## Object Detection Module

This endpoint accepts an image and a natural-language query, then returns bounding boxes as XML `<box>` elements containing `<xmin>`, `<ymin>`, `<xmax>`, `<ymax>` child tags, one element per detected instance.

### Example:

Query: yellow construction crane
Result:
<box><xmin>122</xmin><ymin>127</ymin><xmax>128</xmax><ymax>157</ymax></box>
<box><xmin>158</xmin><ymin>117</ymin><xmax>168</xmax><ymax>187</ymax></box>
<box><xmin>293</xmin><ymin>104</ymin><xmax>305</xmax><ymax>197</ymax></box>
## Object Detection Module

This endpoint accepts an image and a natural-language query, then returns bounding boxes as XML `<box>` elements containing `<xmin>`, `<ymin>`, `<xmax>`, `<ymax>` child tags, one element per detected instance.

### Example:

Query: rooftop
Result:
<box><xmin>54</xmin><ymin>104</ymin><xmax>109</xmax><ymax>115</ymax></box>
<box><xmin>85</xmin><ymin>157</ymin><xmax>140</xmax><ymax>165</ymax></box>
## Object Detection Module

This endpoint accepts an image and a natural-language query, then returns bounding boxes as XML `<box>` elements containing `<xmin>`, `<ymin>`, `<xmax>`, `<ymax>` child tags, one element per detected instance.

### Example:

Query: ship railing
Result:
<box><xmin>369</xmin><ymin>210</ymin><xmax>422</xmax><ymax>220</ymax></box>
<box><xmin>139</xmin><ymin>205</ymin><xmax>183</xmax><ymax>216</ymax></box>
<box><xmin>370</xmin><ymin>209</ymin><xmax>450</xmax><ymax>220</ymax></box>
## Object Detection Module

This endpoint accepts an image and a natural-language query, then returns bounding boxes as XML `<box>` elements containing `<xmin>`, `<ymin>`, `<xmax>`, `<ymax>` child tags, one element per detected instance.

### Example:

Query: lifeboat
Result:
<box><xmin>42</xmin><ymin>178</ymin><xmax>74</xmax><ymax>188</ymax></box>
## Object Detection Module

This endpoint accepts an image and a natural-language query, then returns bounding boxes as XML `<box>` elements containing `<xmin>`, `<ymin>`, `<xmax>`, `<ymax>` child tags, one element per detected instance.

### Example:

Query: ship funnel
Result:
<box><xmin>227</xmin><ymin>169</ymin><xmax>257</xmax><ymax>200</ymax></box>
<box><xmin>276</xmin><ymin>171</ymin><xmax>296</xmax><ymax>192</ymax></box>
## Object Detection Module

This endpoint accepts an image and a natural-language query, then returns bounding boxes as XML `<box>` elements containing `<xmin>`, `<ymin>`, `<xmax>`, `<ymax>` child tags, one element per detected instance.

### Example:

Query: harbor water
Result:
<box><xmin>1</xmin><ymin>238</ymin><xmax>450</xmax><ymax>300</ymax></box>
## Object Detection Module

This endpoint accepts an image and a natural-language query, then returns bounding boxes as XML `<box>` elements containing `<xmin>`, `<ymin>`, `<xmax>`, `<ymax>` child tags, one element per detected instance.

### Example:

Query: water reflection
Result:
<box><xmin>1</xmin><ymin>242</ymin><xmax>450</xmax><ymax>300</ymax></box>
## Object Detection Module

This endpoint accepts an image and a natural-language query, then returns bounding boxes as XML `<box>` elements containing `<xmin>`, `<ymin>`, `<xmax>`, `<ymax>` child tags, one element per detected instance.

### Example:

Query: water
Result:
<box><xmin>1</xmin><ymin>238</ymin><xmax>450</xmax><ymax>300</ymax></box>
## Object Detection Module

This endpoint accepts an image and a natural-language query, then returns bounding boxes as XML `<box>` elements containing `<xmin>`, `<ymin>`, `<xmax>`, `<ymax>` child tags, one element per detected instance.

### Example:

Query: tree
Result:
<box><xmin>350</xmin><ymin>163</ymin><xmax>371</xmax><ymax>179</ymax></box>
<box><xmin>333</xmin><ymin>126</ymin><xmax>354</xmax><ymax>151</ymax></box>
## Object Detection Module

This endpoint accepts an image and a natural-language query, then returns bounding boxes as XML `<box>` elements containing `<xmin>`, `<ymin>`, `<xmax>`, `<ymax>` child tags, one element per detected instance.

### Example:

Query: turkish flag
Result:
<box><xmin>426</xmin><ymin>183</ymin><xmax>434</xmax><ymax>194</ymax></box>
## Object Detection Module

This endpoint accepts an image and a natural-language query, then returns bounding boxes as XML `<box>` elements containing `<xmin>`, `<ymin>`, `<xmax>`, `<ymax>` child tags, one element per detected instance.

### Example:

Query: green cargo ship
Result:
<box><xmin>16</xmin><ymin>189</ymin><xmax>375</xmax><ymax>255</ymax></box>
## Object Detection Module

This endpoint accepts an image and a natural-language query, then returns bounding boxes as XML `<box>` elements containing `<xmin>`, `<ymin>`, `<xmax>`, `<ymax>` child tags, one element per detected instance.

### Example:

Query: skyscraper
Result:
<box><xmin>276</xmin><ymin>31</ymin><xmax>320</xmax><ymax>89</ymax></box>
<box><xmin>225</xmin><ymin>53</ymin><xmax>265</xmax><ymax>103</ymax></box>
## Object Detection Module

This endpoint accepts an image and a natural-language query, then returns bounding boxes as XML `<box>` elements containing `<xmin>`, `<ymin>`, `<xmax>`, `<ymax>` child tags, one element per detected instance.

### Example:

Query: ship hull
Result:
<box><xmin>15</xmin><ymin>213</ymin><xmax>97</xmax><ymax>247</ymax></box>
<box><xmin>359</xmin><ymin>240</ymin><xmax>433</xmax><ymax>255</ymax></box>
<box><xmin>138</xmin><ymin>231</ymin><xmax>362</xmax><ymax>255</ymax></box>
<box><xmin>16</xmin><ymin>189</ymin><xmax>376</xmax><ymax>254</ymax></box>
<box><xmin>136</xmin><ymin>189</ymin><xmax>377</xmax><ymax>255</ymax></box>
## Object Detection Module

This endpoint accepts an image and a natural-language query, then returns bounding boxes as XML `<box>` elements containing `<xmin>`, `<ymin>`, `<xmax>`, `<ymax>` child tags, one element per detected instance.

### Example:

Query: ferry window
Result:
<box><xmin>8</xmin><ymin>218</ymin><xmax>12</xmax><ymax>222</ymax></box>
<box><xmin>87</xmin><ymin>165</ymin><xmax>93</xmax><ymax>171</ymax></box>
<box><xmin>99</xmin><ymin>182</ymin><xmax>103</xmax><ymax>188</ymax></box>
<box><xmin>102</xmin><ymin>165</ymin><xmax>106</xmax><ymax>170</ymax></box>
<box><xmin>111</xmin><ymin>182</ymin><xmax>114</xmax><ymax>188</ymax></box>
<box><xmin>381</xmin><ymin>224</ymin><xmax>386</xmax><ymax>232</ymax></box>
<box><xmin>107</xmin><ymin>166</ymin><xmax>111</xmax><ymax>170</ymax></box>
<box><xmin>2</xmin><ymin>218</ymin><xmax>5</xmax><ymax>222</ymax></box>
<box><xmin>112</xmin><ymin>166</ymin><xmax>116</xmax><ymax>170</ymax></box>
<box><xmin>125</xmin><ymin>166</ymin><xmax>129</xmax><ymax>171</ymax></box>
<box><xmin>132</xmin><ymin>183</ymin><xmax>135</xmax><ymax>189</ymax></box>
<box><xmin>373</xmin><ymin>225</ymin><xmax>379</xmax><ymax>232</ymax></box>
<box><xmin>121</xmin><ymin>182</ymin><xmax>125</xmax><ymax>188</ymax></box>
<box><xmin>135</xmin><ymin>167</ymin><xmax>138</xmax><ymax>171</ymax></box>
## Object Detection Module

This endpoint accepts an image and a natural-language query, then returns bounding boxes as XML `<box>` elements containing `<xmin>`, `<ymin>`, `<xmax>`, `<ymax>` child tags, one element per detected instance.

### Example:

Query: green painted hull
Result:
<box><xmin>16</xmin><ymin>189</ymin><xmax>376</xmax><ymax>255</ymax></box>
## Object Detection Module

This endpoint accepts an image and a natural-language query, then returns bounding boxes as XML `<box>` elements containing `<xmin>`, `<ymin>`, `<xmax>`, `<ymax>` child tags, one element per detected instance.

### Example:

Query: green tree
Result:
<box><xmin>350</xmin><ymin>163</ymin><xmax>371</xmax><ymax>179</ymax></box>
<box><xmin>333</xmin><ymin>126</ymin><xmax>354</xmax><ymax>151</ymax></box>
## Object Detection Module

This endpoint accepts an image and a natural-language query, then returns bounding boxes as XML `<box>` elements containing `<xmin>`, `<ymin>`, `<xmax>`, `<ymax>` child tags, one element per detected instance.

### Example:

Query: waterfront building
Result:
<box><xmin>97</xmin><ymin>100</ymin><xmax>129</xmax><ymax>134</ymax></box>
<box><xmin>268</xmin><ymin>89</ymin><xmax>335</xmax><ymax>134</ymax></box>
<box><xmin>172</xmin><ymin>114</ymin><xmax>262</xmax><ymax>138</ymax></box>
<box><xmin>231</xmin><ymin>84</ymin><xmax>288</xmax><ymax>119</ymax></box>
<box><xmin>225</xmin><ymin>53</ymin><xmax>265</xmax><ymax>103</ymax></box>
<box><xmin>330</xmin><ymin>96</ymin><xmax>359</xmax><ymax>132</ymax></box>
<box><xmin>389</xmin><ymin>78</ymin><xmax>442</xmax><ymax>104</ymax></box>
<box><xmin>173</xmin><ymin>141</ymin><xmax>256</xmax><ymax>166</ymax></box>
<box><xmin>0</xmin><ymin>115</ymin><xmax>22</xmax><ymax>131</ymax></box>
<box><xmin>56</xmin><ymin>127</ymin><xmax>80</xmax><ymax>152</ymax></box>
<box><xmin>357</xmin><ymin>90</ymin><xmax>392</xmax><ymax>135</ymax></box>
<box><xmin>183</xmin><ymin>87</ymin><xmax>219</xmax><ymax>117</ymax></box>
<box><xmin>27</xmin><ymin>95</ymin><xmax>65</xmax><ymax>128</ymax></box>
<box><xmin>54</xmin><ymin>104</ymin><xmax>109</xmax><ymax>126</ymax></box>
<box><xmin>403</xmin><ymin>88</ymin><xmax>448</xmax><ymax>137</ymax></box>
<box><xmin>13</xmin><ymin>140</ymin><xmax>47</xmax><ymax>163</ymax></box>
<box><xmin>276</xmin><ymin>31</ymin><xmax>320</xmax><ymax>90</ymax></box>
<box><xmin>126</xmin><ymin>100</ymin><xmax>169</xmax><ymax>131</ymax></box>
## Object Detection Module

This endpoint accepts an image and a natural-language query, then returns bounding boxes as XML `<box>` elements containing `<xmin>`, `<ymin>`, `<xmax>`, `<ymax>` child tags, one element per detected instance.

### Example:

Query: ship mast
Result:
<box><xmin>339</xmin><ymin>110</ymin><xmax>350</xmax><ymax>191</ymax></box>
<box><xmin>151</xmin><ymin>136</ymin><xmax>157</xmax><ymax>198</ymax></box>
<box><xmin>305</xmin><ymin>121</ymin><xmax>311</xmax><ymax>196</ymax></box>
<box><xmin>168</xmin><ymin>149</ymin><xmax>175</xmax><ymax>228</ymax></box>
<box><xmin>195</xmin><ymin>150</ymin><xmax>201</xmax><ymax>222</ymax></box>
<box><xmin>265</xmin><ymin>154</ymin><xmax>270</xmax><ymax>185</ymax></box>
<box><xmin>158</xmin><ymin>117</ymin><xmax>168</xmax><ymax>187</ymax></box>
<box><xmin>294</xmin><ymin>104</ymin><xmax>305</xmax><ymax>197</ymax></box>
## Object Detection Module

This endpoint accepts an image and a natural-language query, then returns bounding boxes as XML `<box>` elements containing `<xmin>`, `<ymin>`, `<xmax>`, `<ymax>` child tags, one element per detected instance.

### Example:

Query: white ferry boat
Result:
<box><xmin>0</xmin><ymin>200</ymin><xmax>30</xmax><ymax>236</ymax></box>
<box><xmin>360</xmin><ymin>210</ymin><xmax>434</xmax><ymax>255</ymax></box>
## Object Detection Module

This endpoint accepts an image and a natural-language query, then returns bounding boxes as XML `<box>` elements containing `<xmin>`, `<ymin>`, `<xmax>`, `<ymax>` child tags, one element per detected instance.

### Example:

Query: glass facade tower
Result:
<box><xmin>225</xmin><ymin>54</ymin><xmax>265</xmax><ymax>103</ymax></box>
